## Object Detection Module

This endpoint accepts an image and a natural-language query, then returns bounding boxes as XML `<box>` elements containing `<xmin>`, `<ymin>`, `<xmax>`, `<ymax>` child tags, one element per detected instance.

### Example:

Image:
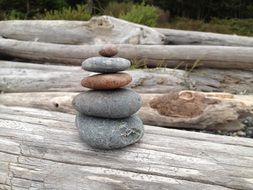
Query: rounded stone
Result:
<box><xmin>81</xmin><ymin>73</ymin><xmax>132</xmax><ymax>90</ymax></box>
<box><xmin>75</xmin><ymin>113</ymin><xmax>144</xmax><ymax>149</ymax></box>
<box><xmin>99</xmin><ymin>46</ymin><xmax>118</xmax><ymax>57</ymax></box>
<box><xmin>82</xmin><ymin>57</ymin><xmax>131</xmax><ymax>73</ymax></box>
<box><xmin>72</xmin><ymin>88</ymin><xmax>142</xmax><ymax>119</ymax></box>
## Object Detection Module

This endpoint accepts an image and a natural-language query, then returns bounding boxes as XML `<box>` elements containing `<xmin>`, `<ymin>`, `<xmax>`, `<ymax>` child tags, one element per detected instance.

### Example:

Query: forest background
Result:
<box><xmin>0</xmin><ymin>0</ymin><xmax>252</xmax><ymax>36</ymax></box>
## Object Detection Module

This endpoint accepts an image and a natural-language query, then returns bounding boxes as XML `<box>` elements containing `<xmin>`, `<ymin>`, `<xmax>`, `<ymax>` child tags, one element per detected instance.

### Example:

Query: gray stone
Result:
<box><xmin>82</xmin><ymin>57</ymin><xmax>131</xmax><ymax>73</ymax></box>
<box><xmin>75</xmin><ymin>113</ymin><xmax>144</xmax><ymax>149</ymax></box>
<box><xmin>72</xmin><ymin>88</ymin><xmax>142</xmax><ymax>119</ymax></box>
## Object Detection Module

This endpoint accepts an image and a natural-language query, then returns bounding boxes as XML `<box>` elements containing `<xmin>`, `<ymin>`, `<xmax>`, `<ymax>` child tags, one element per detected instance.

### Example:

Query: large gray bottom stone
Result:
<box><xmin>75</xmin><ymin>113</ymin><xmax>144</xmax><ymax>149</ymax></box>
<box><xmin>72</xmin><ymin>88</ymin><xmax>142</xmax><ymax>119</ymax></box>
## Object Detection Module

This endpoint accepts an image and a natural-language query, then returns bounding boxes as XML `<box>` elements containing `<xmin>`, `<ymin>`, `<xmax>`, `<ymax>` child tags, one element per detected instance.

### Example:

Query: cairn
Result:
<box><xmin>72</xmin><ymin>46</ymin><xmax>144</xmax><ymax>149</ymax></box>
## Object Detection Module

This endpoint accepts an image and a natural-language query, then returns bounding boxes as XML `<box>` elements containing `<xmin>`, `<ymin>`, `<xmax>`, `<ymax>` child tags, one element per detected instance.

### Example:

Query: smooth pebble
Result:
<box><xmin>76</xmin><ymin>113</ymin><xmax>144</xmax><ymax>149</ymax></box>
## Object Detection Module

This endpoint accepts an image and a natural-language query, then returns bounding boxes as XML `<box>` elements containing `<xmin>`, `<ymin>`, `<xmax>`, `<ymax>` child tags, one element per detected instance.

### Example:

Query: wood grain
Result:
<box><xmin>0</xmin><ymin>105</ymin><xmax>253</xmax><ymax>189</ymax></box>
<box><xmin>0</xmin><ymin>91</ymin><xmax>252</xmax><ymax>131</ymax></box>
<box><xmin>157</xmin><ymin>28</ymin><xmax>253</xmax><ymax>46</ymax></box>
<box><xmin>1</xmin><ymin>61</ymin><xmax>252</xmax><ymax>94</ymax></box>
<box><xmin>1</xmin><ymin>39</ymin><xmax>253</xmax><ymax>69</ymax></box>
<box><xmin>1</xmin><ymin>16</ymin><xmax>253</xmax><ymax>47</ymax></box>
<box><xmin>0</xmin><ymin>16</ymin><xmax>164</xmax><ymax>45</ymax></box>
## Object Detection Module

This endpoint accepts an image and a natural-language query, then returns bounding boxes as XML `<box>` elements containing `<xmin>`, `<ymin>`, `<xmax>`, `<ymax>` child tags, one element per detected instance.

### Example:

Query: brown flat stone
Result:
<box><xmin>99</xmin><ymin>46</ymin><xmax>118</xmax><ymax>57</ymax></box>
<box><xmin>81</xmin><ymin>73</ymin><xmax>132</xmax><ymax>90</ymax></box>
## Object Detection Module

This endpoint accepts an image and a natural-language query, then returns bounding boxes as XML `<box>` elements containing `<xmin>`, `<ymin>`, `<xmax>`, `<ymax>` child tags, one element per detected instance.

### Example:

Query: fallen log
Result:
<box><xmin>0</xmin><ymin>91</ymin><xmax>252</xmax><ymax>131</ymax></box>
<box><xmin>0</xmin><ymin>61</ymin><xmax>189</xmax><ymax>93</ymax></box>
<box><xmin>1</xmin><ymin>105</ymin><xmax>253</xmax><ymax>190</ymax></box>
<box><xmin>1</xmin><ymin>61</ymin><xmax>253</xmax><ymax>94</ymax></box>
<box><xmin>0</xmin><ymin>16</ymin><xmax>164</xmax><ymax>45</ymax></box>
<box><xmin>1</xmin><ymin>39</ymin><xmax>253</xmax><ymax>70</ymax></box>
<box><xmin>157</xmin><ymin>28</ymin><xmax>253</xmax><ymax>46</ymax></box>
<box><xmin>140</xmin><ymin>91</ymin><xmax>253</xmax><ymax>131</ymax></box>
<box><xmin>1</xmin><ymin>15</ymin><xmax>253</xmax><ymax>47</ymax></box>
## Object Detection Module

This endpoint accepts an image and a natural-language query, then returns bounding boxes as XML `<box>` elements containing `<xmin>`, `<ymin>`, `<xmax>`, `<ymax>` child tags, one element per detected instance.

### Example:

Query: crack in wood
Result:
<box><xmin>0</xmin><ymin>106</ymin><xmax>252</xmax><ymax>190</ymax></box>
<box><xmin>8</xmin><ymin>151</ymin><xmax>246</xmax><ymax>190</ymax></box>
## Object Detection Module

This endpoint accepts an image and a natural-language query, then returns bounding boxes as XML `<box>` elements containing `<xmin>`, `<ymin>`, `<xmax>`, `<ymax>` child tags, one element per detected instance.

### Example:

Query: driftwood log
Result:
<box><xmin>0</xmin><ymin>91</ymin><xmax>252</xmax><ymax>131</ymax></box>
<box><xmin>1</xmin><ymin>39</ymin><xmax>253</xmax><ymax>70</ymax></box>
<box><xmin>157</xmin><ymin>28</ymin><xmax>253</xmax><ymax>46</ymax></box>
<box><xmin>1</xmin><ymin>16</ymin><xmax>253</xmax><ymax>47</ymax></box>
<box><xmin>140</xmin><ymin>91</ymin><xmax>253</xmax><ymax>131</ymax></box>
<box><xmin>0</xmin><ymin>16</ymin><xmax>164</xmax><ymax>45</ymax></box>
<box><xmin>0</xmin><ymin>105</ymin><xmax>253</xmax><ymax>190</ymax></box>
<box><xmin>1</xmin><ymin>61</ymin><xmax>252</xmax><ymax>94</ymax></box>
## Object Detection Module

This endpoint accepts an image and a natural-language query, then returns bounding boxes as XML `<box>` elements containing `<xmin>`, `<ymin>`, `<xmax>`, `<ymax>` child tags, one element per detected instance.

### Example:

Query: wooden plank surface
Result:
<box><xmin>0</xmin><ymin>105</ymin><xmax>252</xmax><ymax>190</ymax></box>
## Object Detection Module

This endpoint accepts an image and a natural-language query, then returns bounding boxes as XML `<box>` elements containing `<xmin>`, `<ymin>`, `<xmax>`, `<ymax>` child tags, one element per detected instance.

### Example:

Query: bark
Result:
<box><xmin>0</xmin><ymin>39</ymin><xmax>253</xmax><ymax>70</ymax></box>
<box><xmin>1</xmin><ymin>61</ymin><xmax>252</xmax><ymax>94</ymax></box>
<box><xmin>0</xmin><ymin>91</ymin><xmax>252</xmax><ymax>131</ymax></box>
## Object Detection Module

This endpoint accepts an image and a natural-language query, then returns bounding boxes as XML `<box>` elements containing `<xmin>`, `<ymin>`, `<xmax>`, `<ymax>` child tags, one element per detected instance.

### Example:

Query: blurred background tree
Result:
<box><xmin>0</xmin><ymin>0</ymin><xmax>252</xmax><ymax>36</ymax></box>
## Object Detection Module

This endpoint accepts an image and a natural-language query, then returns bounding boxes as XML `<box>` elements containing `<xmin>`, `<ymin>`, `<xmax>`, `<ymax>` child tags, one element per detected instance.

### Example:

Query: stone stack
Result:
<box><xmin>72</xmin><ymin>46</ymin><xmax>144</xmax><ymax>150</ymax></box>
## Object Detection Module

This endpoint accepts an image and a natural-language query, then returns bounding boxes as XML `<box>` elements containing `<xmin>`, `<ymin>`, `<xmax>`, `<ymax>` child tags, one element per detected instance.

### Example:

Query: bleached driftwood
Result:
<box><xmin>0</xmin><ymin>105</ymin><xmax>253</xmax><ymax>190</ymax></box>
<box><xmin>1</xmin><ymin>61</ymin><xmax>252</xmax><ymax>94</ymax></box>
<box><xmin>140</xmin><ymin>91</ymin><xmax>253</xmax><ymax>131</ymax></box>
<box><xmin>1</xmin><ymin>40</ymin><xmax>253</xmax><ymax>69</ymax></box>
<box><xmin>157</xmin><ymin>28</ymin><xmax>253</xmax><ymax>46</ymax></box>
<box><xmin>1</xmin><ymin>16</ymin><xmax>253</xmax><ymax>47</ymax></box>
<box><xmin>0</xmin><ymin>16</ymin><xmax>164</xmax><ymax>45</ymax></box>
<box><xmin>0</xmin><ymin>91</ymin><xmax>252</xmax><ymax>131</ymax></box>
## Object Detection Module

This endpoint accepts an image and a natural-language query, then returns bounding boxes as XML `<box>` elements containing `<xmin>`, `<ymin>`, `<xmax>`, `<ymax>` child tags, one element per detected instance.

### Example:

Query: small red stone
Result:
<box><xmin>99</xmin><ymin>45</ymin><xmax>118</xmax><ymax>57</ymax></box>
<box><xmin>81</xmin><ymin>73</ymin><xmax>132</xmax><ymax>90</ymax></box>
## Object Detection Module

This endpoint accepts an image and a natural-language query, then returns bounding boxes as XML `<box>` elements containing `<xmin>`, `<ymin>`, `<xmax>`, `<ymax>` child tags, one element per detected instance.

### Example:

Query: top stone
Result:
<box><xmin>82</xmin><ymin>57</ymin><xmax>131</xmax><ymax>73</ymax></box>
<box><xmin>99</xmin><ymin>46</ymin><xmax>118</xmax><ymax>57</ymax></box>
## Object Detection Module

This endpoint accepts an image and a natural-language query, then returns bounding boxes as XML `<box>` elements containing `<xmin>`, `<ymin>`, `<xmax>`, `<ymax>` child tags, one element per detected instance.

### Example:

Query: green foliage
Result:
<box><xmin>166</xmin><ymin>17</ymin><xmax>253</xmax><ymax>36</ymax></box>
<box><xmin>1</xmin><ymin>0</ymin><xmax>253</xmax><ymax>20</ymax></box>
<box><xmin>119</xmin><ymin>2</ymin><xmax>160</xmax><ymax>27</ymax></box>
<box><xmin>210</xmin><ymin>18</ymin><xmax>253</xmax><ymax>36</ymax></box>
<box><xmin>0</xmin><ymin>0</ymin><xmax>252</xmax><ymax>36</ymax></box>
<box><xmin>35</xmin><ymin>4</ymin><xmax>91</xmax><ymax>21</ymax></box>
<box><xmin>144</xmin><ymin>0</ymin><xmax>253</xmax><ymax>20</ymax></box>
<box><xmin>103</xmin><ymin>2</ymin><xmax>134</xmax><ymax>17</ymax></box>
<box><xmin>5</xmin><ymin>10</ymin><xmax>25</xmax><ymax>20</ymax></box>
<box><xmin>0</xmin><ymin>0</ymin><xmax>68</xmax><ymax>19</ymax></box>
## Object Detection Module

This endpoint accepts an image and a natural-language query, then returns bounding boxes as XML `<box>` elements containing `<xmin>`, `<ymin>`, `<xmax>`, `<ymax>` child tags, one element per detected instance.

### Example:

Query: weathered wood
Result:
<box><xmin>157</xmin><ymin>28</ymin><xmax>253</xmax><ymax>46</ymax></box>
<box><xmin>0</xmin><ymin>92</ymin><xmax>77</xmax><ymax>114</ymax></box>
<box><xmin>0</xmin><ymin>105</ymin><xmax>253</xmax><ymax>190</ymax></box>
<box><xmin>0</xmin><ymin>91</ymin><xmax>252</xmax><ymax>131</ymax></box>
<box><xmin>0</xmin><ymin>61</ymin><xmax>188</xmax><ymax>93</ymax></box>
<box><xmin>1</xmin><ymin>39</ymin><xmax>253</xmax><ymax>70</ymax></box>
<box><xmin>140</xmin><ymin>91</ymin><xmax>253</xmax><ymax>131</ymax></box>
<box><xmin>1</xmin><ymin>61</ymin><xmax>252</xmax><ymax>94</ymax></box>
<box><xmin>1</xmin><ymin>38</ymin><xmax>253</xmax><ymax>70</ymax></box>
<box><xmin>0</xmin><ymin>16</ymin><xmax>164</xmax><ymax>45</ymax></box>
<box><xmin>1</xmin><ymin>16</ymin><xmax>253</xmax><ymax>47</ymax></box>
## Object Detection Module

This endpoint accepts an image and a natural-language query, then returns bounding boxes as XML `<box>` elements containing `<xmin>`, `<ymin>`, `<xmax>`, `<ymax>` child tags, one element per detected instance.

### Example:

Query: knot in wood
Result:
<box><xmin>150</xmin><ymin>91</ymin><xmax>219</xmax><ymax>118</ymax></box>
